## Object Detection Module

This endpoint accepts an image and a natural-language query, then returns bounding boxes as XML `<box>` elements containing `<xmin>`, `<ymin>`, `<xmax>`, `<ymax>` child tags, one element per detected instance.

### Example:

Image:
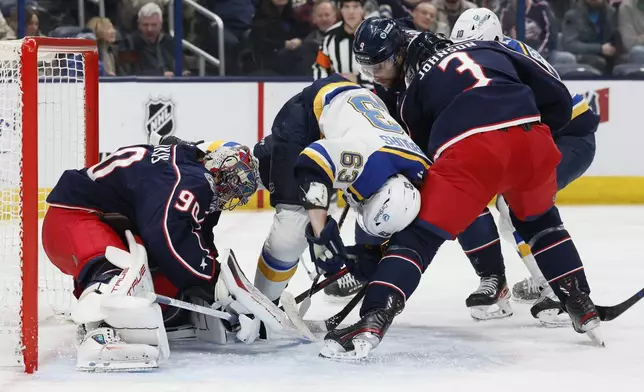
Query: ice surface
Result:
<box><xmin>1</xmin><ymin>206</ymin><xmax>643</xmax><ymax>392</ymax></box>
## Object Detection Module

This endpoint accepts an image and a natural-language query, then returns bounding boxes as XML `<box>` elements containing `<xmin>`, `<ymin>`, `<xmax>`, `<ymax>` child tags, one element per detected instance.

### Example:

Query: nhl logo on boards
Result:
<box><xmin>145</xmin><ymin>97</ymin><xmax>176</xmax><ymax>140</ymax></box>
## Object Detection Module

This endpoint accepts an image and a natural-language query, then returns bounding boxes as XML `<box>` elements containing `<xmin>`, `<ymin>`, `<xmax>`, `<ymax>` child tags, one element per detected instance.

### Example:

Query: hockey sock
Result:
<box><xmin>511</xmin><ymin>207</ymin><xmax>589</xmax><ymax>301</ymax></box>
<box><xmin>254</xmin><ymin>246</ymin><xmax>299</xmax><ymax>302</ymax></box>
<box><xmin>457</xmin><ymin>208</ymin><xmax>505</xmax><ymax>277</ymax></box>
<box><xmin>361</xmin><ymin>223</ymin><xmax>444</xmax><ymax>316</ymax></box>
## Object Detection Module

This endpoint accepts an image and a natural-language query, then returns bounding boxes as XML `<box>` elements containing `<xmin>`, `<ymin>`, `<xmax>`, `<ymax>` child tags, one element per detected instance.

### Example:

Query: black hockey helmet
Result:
<box><xmin>403</xmin><ymin>32</ymin><xmax>453</xmax><ymax>86</ymax></box>
<box><xmin>353</xmin><ymin>17</ymin><xmax>405</xmax><ymax>67</ymax></box>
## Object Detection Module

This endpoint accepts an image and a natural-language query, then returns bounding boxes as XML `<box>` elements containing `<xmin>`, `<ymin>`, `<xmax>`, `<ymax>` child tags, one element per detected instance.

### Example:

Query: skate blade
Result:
<box><xmin>470</xmin><ymin>299</ymin><xmax>514</xmax><ymax>321</ymax></box>
<box><xmin>586</xmin><ymin>328</ymin><xmax>605</xmax><ymax>347</ymax></box>
<box><xmin>319</xmin><ymin>339</ymin><xmax>372</xmax><ymax>361</ymax></box>
<box><xmin>537</xmin><ymin>309</ymin><xmax>572</xmax><ymax>328</ymax></box>
<box><xmin>75</xmin><ymin>360</ymin><xmax>159</xmax><ymax>372</ymax></box>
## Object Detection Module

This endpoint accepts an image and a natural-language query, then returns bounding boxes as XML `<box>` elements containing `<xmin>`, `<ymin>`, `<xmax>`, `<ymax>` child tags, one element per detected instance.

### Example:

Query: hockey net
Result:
<box><xmin>0</xmin><ymin>38</ymin><xmax>98</xmax><ymax>373</ymax></box>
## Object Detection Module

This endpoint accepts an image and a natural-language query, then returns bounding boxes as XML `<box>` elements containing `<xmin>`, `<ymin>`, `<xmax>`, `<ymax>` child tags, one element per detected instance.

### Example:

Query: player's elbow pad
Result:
<box><xmin>299</xmin><ymin>180</ymin><xmax>331</xmax><ymax>210</ymax></box>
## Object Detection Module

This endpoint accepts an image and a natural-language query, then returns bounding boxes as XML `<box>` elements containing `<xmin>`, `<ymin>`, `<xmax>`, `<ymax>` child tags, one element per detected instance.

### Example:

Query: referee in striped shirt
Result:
<box><xmin>313</xmin><ymin>0</ymin><xmax>374</xmax><ymax>89</ymax></box>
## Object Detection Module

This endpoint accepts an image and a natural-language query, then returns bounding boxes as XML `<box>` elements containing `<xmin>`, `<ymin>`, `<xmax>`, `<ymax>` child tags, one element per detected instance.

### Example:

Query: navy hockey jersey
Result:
<box><xmin>501</xmin><ymin>37</ymin><xmax>600</xmax><ymax>137</ymax></box>
<box><xmin>47</xmin><ymin>144</ymin><xmax>219</xmax><ymax>290</ymax></box>
<box><xmin>400</xmin><ymin>40</ymin><xmax>572</xmax><ymax>161</ymax></box>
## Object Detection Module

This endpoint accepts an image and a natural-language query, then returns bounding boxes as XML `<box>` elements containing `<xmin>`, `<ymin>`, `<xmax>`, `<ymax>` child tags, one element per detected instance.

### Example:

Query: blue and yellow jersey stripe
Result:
<box><xmin>378</xmin><ymin>146</ymin><xmax>431</xmax><ymax>171</ymax></box>
<box><xmin>299</xmin><ymin>142</ymin><xmax>336</xmax><ymax>182</ymax></box>
<box><xmin>571</xmin><ymin>93</ymin><xmax>590</xmax><ymax>120</ymax></box>
<box><xmin>313</xmin><ymin>81</ymin><xmax>362</xmax><ymax>121</ymax></box>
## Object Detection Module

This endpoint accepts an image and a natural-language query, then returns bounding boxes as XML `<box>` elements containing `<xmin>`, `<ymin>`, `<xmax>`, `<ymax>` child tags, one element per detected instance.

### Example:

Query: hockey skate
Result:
<box><xmin>559</xmin><ymin>277</ymin><xmax>604</xmax><ymax>346</ymax></box>
<box><xmin>529</xmin><ymin>286</ymin><xmax>571</xmax><ymax>328</ymax></box>
<box><xmin>512</xmin><ymin>277</ymin><xmax>545</xmax><ymax>303</ymax></box>
<box><xmin>466</xmin><ymin>274</ymin><xmax>513</xmax><ymax>321</ymax></box>
<box><xmin>319</xmin><ymin>292</ymin><xmax>404</xmax><ymax>361</ymax></box>
<box><xmin>76</xmin><ymin>325</ymin><xmax>160</xmax><ymax>372</ymax></box>
<box><xmin>324</xmin><ymin>273</ymin><xmax>365</xmax><ymax>301</ymax></box>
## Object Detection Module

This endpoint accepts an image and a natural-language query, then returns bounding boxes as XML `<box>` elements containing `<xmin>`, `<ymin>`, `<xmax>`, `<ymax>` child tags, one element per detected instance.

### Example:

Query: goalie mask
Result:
<box><xmin>202</xmin><ymin>143</ymin><xmax>260</xmax><ymax>211</ymax></box>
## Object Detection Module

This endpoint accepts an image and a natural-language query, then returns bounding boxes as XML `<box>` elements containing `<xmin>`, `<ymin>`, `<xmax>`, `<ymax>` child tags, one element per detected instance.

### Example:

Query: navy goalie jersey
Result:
<box><xmin>400</xmin><ymin>40</ymin><xmax>572</xmax><ymax>161</ymax></box>
<box><xmin>47</xmin><ymin>144</ymin><xmax>219</xmax><ymax>289</ymax></box>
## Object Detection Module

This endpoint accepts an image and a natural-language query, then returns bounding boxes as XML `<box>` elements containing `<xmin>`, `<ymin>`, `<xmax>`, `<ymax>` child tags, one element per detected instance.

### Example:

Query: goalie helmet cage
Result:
<box><xmin>0</xmin><ymin>38</ymin><xmax>99</xmax><ymax>374</ymax></box>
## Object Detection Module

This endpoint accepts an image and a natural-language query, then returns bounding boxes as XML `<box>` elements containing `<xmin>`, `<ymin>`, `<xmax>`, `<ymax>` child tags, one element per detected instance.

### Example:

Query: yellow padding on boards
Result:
<box><xmin>336</xmin><ymin>177</ymin><xmax>644</xmax><ymax>207</ymax></box>
<box><xmin>257</xmin><ymin>255</ymin><xmax>298</xmax><ymax>282</ymax></box>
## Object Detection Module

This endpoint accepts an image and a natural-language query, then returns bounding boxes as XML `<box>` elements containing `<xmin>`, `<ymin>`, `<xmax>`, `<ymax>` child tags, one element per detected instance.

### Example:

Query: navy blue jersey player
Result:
<box><xmin>41</xmin><ymin>138</ymin><xmax>264</xmax><ymax>370</ymax></box>
<box><xmin>312</xmin><ymin>17</ymin><xmax>604</xmax><ymax>360</ymax></box>
<box><xmin>449</xmin><ymin>8</ymin><xmax>600</xmax><ymax>326</ymax></box>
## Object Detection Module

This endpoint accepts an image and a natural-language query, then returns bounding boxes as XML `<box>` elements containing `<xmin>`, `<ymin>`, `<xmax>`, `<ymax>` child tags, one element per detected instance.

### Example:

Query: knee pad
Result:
<box><xmin>510</xmin><ymin>206</ymin><xmax>563</xmax><ymax>245</ymax></box>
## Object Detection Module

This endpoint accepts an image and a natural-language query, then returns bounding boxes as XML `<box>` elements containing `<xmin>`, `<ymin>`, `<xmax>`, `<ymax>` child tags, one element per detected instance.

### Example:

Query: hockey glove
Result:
<box><xmin>345</xmin><ymin>244</ymin><xmax>383</xmax><ymax>281</ymax></box>
<box><xmin>305</xmin><ymin>217</ymin><xmax>347</xmax><ymax>274</ymax></box>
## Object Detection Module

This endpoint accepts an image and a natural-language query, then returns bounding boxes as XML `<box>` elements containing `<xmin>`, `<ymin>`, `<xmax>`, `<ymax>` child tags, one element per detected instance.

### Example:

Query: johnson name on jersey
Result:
<box><xmin>400</xmin><ymin>40</ymin><xmax>572</xmax><ymax>161</ymax></box>
<box><xmin>47</xmin><ymin>144</ymin><xmax>220</xmax><ymax>289</ymax></box>
<box><xmin>294</xmin><ymin>78</ymin><xmax>430</xmax><ymax>204</ymax></box>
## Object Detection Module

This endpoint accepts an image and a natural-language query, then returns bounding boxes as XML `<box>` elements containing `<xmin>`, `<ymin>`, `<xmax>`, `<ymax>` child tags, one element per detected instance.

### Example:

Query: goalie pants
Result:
<box><xmin>43</xmin><ymin>206</ymin><xmax>184</xmax><ymax>323</ymax></box>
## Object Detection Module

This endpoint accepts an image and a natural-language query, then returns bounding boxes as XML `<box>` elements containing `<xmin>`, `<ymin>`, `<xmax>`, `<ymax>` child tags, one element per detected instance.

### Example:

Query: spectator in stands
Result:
<box><xmin>313</xmin><ymin>0</ymin><xmax>372</xmax><ymax>87</ymax></box>
<box><xmin>0</xmin><ymin>8</ymin><xmax>15</xmax><ymax>40</ymax></box>
<box><xmin>118</xmin><ymin>3</ymin><xmax>186</xmax><ymax>76</ymax></box>
<box><xmin>434</xmin><ymin>0</ymin><xmax>477</xmax><ymax>32</ymax></box>
<box><xmin>562</xmin><ymin>0</ymin><xmax>621</xmax><ymax>73</ymax></box>
<box><xmin>499</xmin><ymin>0</ymin><xmax>576</xmax><ymax>64</ymax></box>
<box><xmin>119</xmin><ymin>0</ymin><xmax>170</xmax><ymax>32</ymax></box>
<box><xmin>87</xmin><ymin>17</ymin><xmax>118</xmax><ymax>76</ymax></box>
<box><xmin>413</xmin><ymin>1</ymin><xmax>451</xmax><ymax>35</ymax></box>
<box><xmin>618</xmin><ymin>0</ymin><xmax>644</xmax><ymax>63</ymax></box>
<box><xmin>249</xmin><ymin>0</ymin><xmax>311</xmax><ymax>76</ymax></box>
<box><xmin>7</xmin><ymin>7</ymin><xmax>41</xmax><ymax>37</ymax></box>
<box><xmin>201</xmin><ymin>0</ymin><xmax>255</xmax><ymax>75</ymax></box>
<box><xmin>302</xmin><ymin>0</ymin><xmax>338</xmax><ymax>64</ymax></box>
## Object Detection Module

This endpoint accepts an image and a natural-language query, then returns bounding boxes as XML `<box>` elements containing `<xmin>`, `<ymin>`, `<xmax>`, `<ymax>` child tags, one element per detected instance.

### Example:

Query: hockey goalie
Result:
<box><xmin>42</xmin><ymin>137</ymin><xmax>291</xmax><ymax>371</ymax></box>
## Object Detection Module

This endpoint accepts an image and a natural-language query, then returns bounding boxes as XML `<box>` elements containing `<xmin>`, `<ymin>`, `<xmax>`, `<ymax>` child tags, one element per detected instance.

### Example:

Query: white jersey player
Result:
<box><xmin>252</xmin><ymin>75</ymin><xmax>429</xmax><ymax>311</ymax></box>
<box><xmin>294</xmin><ymin>75</ymin><xmax>431</xmax><ymax>277</ymax></box>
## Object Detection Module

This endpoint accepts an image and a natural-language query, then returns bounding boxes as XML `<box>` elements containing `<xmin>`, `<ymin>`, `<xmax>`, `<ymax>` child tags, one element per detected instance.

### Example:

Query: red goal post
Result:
<box><xmin>0</xmin><ymin>37</ymin><xmax>98</xmax><ymax>373</ymax></box>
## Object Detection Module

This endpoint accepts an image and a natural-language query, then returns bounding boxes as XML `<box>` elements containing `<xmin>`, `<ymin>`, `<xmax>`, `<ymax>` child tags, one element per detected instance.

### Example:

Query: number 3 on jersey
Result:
<box><xmin>438</xmin><ymin>52</ymin><xmax>492</xmax><ymax>90</ymax></box>
<box><xmin>348</xmin><ymin>94</ymin><xmax>404</xmax><ymax>134</ymax></box>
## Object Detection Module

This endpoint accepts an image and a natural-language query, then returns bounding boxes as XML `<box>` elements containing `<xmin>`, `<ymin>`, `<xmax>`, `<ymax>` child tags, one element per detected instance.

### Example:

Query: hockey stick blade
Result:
<box><xmin>304</xmin><ymin>284</ymin><xmax>367</xmax><ymax>333</ymax></box>
<box><xmin>279</xmin><ymin>291</ymin><xmax>318</xmax><ymax>341</ymax></box>
<box><xmin>596</xmin><ymin>288</ymin><xmax>644</xmax><ymax>321</ymax></box>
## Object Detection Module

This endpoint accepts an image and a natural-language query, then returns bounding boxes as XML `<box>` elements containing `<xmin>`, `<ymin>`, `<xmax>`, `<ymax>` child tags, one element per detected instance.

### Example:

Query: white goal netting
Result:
<box><xmin>0</xmin><ymin>40</ymin><xmax>91</xmax><ymax>369</ymax></box>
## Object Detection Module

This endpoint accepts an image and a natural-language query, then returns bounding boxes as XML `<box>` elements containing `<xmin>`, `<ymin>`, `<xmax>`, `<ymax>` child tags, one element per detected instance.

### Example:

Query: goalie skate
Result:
<box><xmin>76</xmin><ymin>326</ymin><xmax>160</xmax><ymax>372</ymax></box>
<box><xmin>466</xmin><ymin>274</ymin><xmax>513</xmax><ymax>321</ymax></box>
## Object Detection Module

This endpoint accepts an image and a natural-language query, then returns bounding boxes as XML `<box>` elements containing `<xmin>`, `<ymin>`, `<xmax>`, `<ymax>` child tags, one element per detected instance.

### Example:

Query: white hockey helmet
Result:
<box><xmin>450</xmin><ymin>8</ymin><xmax>503</xmax><ymax>43</ymax></box>
<box><xmin>357</xmin><ymin>174</ymin><xmax>421</xmax><ymax>238</ymax></box>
